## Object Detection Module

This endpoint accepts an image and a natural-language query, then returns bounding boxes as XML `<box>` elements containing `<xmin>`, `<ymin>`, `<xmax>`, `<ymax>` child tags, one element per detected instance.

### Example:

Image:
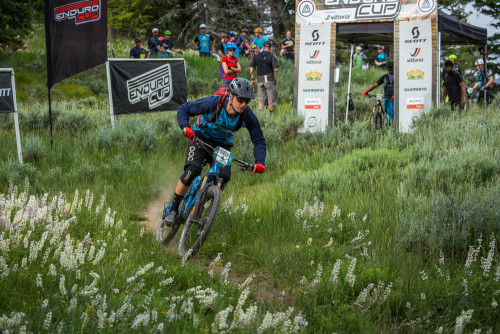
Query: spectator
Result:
<box><xmin>130</xmin><ymin>37</ymin><xmax>148</xmax><ymax>59</ymax></box>
<box><xmin>252</xmin><ymin>28</ymin><xmax>268</xmax><ymax>51</ymax></box>
<box><xmin>442</xmin><ymin>60</ymin><xmax>466</xmax><ymax>110</ymax></box>
<box><xmin>473</xmin><ymin>59</ymin><xmax>494</xmax><ymax>104</ymax></box>
<box><xmin>217</xmin><ymin>33</ymin><xmax>228</xmax><ymax>58</ymax></box>
<box><xmin>235</xmin><ymin>29</ymin><xmax>251</xmax><ymax>57</ymax></box>
<box><xmin>374</xmin><ymin>46</ymin><xmax>388</xmax><ymax>69</ymax></box>
<box><xmin>162</xmin><ymin>30</ymin><xmax>182</xmax><ymax>55</ymax></box>
<box><xmin>192</xmin><ymin>24</ymin><xmax>214</xmax><ymax>57</ymax></box>
<box><xmin>362</xmin><ymin>62</ymin><xmax>395</xmax><ymax>124</ymax></box>
<box><xmin>353</xmin><ymin>46</ymin><xmax>362</xmax><ymax>69</ymax></box>
<box><xmin>441</xmin><ymin>54</ymin><xmax>462</xmax><ymax>80</ymax></box>
<box><xmin>220</xmin><ymin>42</ymin><xmax>242</xmax><ymax>88</ymax></box>
<box><xmin>149</xmin><ymin>28</ymin><xmax>164</xmax><ymax>57</ymax></box>
<box><xmin>335</xmin><ymin>53</ymin><xmax>341</xmax><ymax>67</ymax></box>
<box><xmin>228</xmin><ymin>30</ymin><xmax>238</xmax><ymax>43</ymax></box>
<box><xmin>280</xmin><ymin>30</ymin><xmax>295</xmax><ymax>62</ymax></box>
<box><xmin>249</xmin><ymin>41</ymin><xmax>279</xmax><ymax>112</ymax></box>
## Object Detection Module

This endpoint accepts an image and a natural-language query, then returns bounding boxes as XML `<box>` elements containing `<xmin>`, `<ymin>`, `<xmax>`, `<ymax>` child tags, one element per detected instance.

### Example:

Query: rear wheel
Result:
<box><xmin>371</xmin><ymin>106</ymin><xmax>383</xmax><ymax>131</ymax></box>
<box><xmin>155</xmin><ymin>192</ymin><xmax>181</xmax><ymax>246</ymax></box>
<box><xmin>177</xmin><ymin>185</ymin><xmax>222</xmax><ymax>259</ymax></box>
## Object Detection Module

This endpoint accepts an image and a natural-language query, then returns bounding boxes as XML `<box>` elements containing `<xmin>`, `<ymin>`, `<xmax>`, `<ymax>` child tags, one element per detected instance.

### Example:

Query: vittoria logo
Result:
<box><xmin>408</xmin><ymin>47</ymin><xmax>423</xmax><ymax>62</ymax></box>
<box><xmin>310</xmin><ymin>50</ymin><xmax>320</xmax><ymax>59</ymax></box>
<box><xmin>307</xmin><ymin>50</ymin><xmax>323</xmax><ymax>64</ymax></box>
<box><xmin>127</xmin><ymin>64</ymin><xmax>173</xmax><ymax>109</ymax></box>
<box><xmin>55</xmin><ymin>0</ymin><xmax>101</xmax><ymax>24</ymax></box>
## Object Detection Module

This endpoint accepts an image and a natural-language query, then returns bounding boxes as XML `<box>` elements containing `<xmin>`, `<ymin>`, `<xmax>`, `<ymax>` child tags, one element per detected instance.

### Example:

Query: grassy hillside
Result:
<box><xmin>0</xmin><ymin>32</ymin><xmax>499</xmax><ymax>333</ymax></box>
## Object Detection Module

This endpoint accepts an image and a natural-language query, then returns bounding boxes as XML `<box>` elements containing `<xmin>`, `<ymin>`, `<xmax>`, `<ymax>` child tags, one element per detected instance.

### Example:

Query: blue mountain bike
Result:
<box><xmin>155</xmin><ymin>137</ymin><xmax>254</xmax><ymax>259</ymax></box>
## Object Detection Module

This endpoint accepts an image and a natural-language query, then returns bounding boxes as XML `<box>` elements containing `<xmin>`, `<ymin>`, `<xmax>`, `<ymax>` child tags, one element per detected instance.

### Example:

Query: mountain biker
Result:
<box><xmin>164</xmin><ymin>78</ymin><xmax>266</xmax><ymax>225</ymax></box>
<box><xmin>220</xmin><ymin>42</ymin><xmax>242</xmax><ymax>88</ymax></box>
<box><xmin>362</xmin><ymin>61</ymin><xmax>394</xmax><ymax>124</ymax></box>
<box><xmin>252</xmin><ymin>28</ymin><xmax>268</xmax><ymax>51</ymax></box>
<box><xmin>473</xmin><ymin>59</ymin><xmax>494</xmax><ymax>104</ymax></box>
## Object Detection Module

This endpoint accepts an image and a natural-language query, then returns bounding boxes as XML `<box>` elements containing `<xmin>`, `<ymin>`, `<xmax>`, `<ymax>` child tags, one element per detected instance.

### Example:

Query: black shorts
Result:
<box><xmin>184</xmin><ymin>133</ymin><xmax>232</xmax><ymax>184</ymax></box>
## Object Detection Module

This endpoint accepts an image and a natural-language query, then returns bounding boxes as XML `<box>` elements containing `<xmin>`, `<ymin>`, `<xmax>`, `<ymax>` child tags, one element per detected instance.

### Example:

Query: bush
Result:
<box><xmin>22</xmin><ymin>134</ymin><xmax>45</xmax><ymax>163</ymax></box>
<box><xmin>398</xmin><ymin>183</ymin><xmax>500</xmax><ymax>252</ymax></box>
<box><xmin>55</xmin><ymin>112</ymin><xmax>94</xmax><ymax>133</ymax></box>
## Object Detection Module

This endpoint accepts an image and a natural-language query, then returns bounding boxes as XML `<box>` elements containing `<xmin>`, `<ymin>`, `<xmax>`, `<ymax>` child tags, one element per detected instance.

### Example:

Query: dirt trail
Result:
<box><xmin>140</xmin><ymin>189</ymin><xmax>291</xmax><ymax>305</ymax></box>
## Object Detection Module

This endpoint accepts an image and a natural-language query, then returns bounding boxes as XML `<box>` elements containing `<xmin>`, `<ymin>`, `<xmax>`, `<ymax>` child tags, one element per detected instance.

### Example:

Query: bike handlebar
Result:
<box><xmin>193</xmin><ymin>137</ymin><xmax>255</xmax><ymax>171</ymax></box>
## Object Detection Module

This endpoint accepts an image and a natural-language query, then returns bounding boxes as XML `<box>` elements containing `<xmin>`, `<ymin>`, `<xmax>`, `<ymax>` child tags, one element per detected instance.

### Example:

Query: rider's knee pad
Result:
<box><xmin>180</xmin><ymin>164</ymin><xmax>201</xmax><ymax>186</ymax></box>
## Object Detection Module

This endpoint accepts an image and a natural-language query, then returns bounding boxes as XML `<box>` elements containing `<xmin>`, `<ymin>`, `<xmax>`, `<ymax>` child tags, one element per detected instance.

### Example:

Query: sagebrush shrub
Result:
<box><xmin>398</xmin><ymin>183</ymin><xmax>500</xmax><ymax>252</ymax></box>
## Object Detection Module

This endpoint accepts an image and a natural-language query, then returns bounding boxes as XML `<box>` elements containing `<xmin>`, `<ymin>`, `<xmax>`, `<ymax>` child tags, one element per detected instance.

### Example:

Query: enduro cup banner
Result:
<box><xmin>398</xmin><ymin>19</ymin><xmax>433</xmax><ymax>131</ymax></box>
<box><xmin>297</xmin><ymin>24</ymin><xmax>332</xmax><ymax>132</ymax></box>
<box><xmin>44</xmin><ymin>0</ymin><xmax>108</xmax><ymax>87</ymax></box>
<box><xmin>0</xmin><ymin>70</ymin><xmax>15</xmax><ymax>114</ymax></box>
<box><xmin>297</xmin><ymin>0</ymin><xmax>437</xmax><ymax>24</ymax></box>
<box><xmin>107</xmin><ymin>59</ymin><xmax>188</xmax><ymax>115</ymax></box>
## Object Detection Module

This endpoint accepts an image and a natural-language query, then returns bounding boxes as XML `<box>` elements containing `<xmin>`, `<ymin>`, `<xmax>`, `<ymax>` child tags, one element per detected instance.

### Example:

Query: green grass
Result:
<box><xmin>0</xmin><ymin>30</ymin><xmax>499</xmax><ymax>333</ymax></box>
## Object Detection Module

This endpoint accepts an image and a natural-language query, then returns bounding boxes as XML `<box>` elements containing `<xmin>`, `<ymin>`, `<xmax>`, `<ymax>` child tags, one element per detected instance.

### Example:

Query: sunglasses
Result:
<box><xmin>235</xmin><ymin>96</ymin><xmax>250</xmax><ymax>104</ymax></box>
<box><xmin>227</xmin><ymin>48</ymin><xmax>236</xmax><ymax>52</ymax></box>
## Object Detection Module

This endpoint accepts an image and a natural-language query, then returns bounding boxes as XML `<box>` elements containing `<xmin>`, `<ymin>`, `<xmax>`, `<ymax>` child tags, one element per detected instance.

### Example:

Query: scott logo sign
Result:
<box><xmin>0</xmin><ymin>88</ymin><xmax>11</xmax><ymax>97</ymax></box>
<box><xmin>55</xmin><ymin>0</ymin><xmax>101</xmax><ymax>24</ymax></box>
<box><xmin>305</xmin><ymin>30</ymin><xmax>325</xmax><ymax>46</ymax></box>
<box><xmin>127</xmin><ymin>64</ymin><xmax>173</xmax><ymax>110</ymax></box>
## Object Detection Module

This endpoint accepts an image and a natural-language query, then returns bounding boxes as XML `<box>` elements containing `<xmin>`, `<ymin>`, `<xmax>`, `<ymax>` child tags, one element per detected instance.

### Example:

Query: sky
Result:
<box><xmin>462</xmin><ymin>3</ymin><xmax>498</xmax><ymax>37</ymax></box>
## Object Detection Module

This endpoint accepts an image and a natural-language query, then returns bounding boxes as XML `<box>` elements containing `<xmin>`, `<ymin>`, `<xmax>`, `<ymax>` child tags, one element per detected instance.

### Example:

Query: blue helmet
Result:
<box><xmin>226</xmin><ymin>42</ymin><xmax>237</xmax><ymax>50</ymax></box>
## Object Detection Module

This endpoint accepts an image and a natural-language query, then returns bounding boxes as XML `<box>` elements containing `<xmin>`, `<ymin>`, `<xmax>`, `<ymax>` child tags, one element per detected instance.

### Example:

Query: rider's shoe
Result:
<box><xmin>163</xmin><ymin>210</ymin><xmax>178</xmax><ymax>227</ymax></box>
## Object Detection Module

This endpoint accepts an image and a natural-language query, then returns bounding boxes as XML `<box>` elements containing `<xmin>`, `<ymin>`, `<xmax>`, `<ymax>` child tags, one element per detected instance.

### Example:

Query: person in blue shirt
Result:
<box><xmin>191</xmin><ymin>24</ymin><xmax>214</xmax><ymax>57</ymax></box>
<box><xmin>149</xmin><ymin>28</ymin><xmax>164</xmax><ymax>57</ymax></box>
<box><xmin>472</xmin><ymin>59</ymin><xmax>494</xmax><ymax>104</ymax></box>
<box><xmin>130</xmin><ymin>37</ymin><xmax>148</xmax><ymax>59</ymax></box>
<box><xmin>374</xmin><ymin>46</ymin><xmax>388</xmax><ymax>70</ymax></box>
<box><xmin>362</xmin><ymin>62</ymin><xmax>395</xmax><ymax>124</ymax></box>
<box><xmin>163</xmin><ymin>78</ymin><xmax>267</xmax><ymax>224</ymax></box>
<box><xmin>252</xmin><ymin>28</ymin><xmax>268</xmax><ymax>51</ymax></box>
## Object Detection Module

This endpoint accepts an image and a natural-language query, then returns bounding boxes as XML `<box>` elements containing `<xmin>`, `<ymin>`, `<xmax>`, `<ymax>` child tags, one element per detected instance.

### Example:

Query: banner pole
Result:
<box><xmin>11</xmin><ymin>70</ymin><xmax>23</xmax><ymax>164</ymax></box>
<box><xmin>345</xmin><ymin>43</ymin><xmax>354</xmax><ymax>123</ymax></box>
<box><xmin>106</xmin><ymin>61</ymin><xmax>115</xmax><ymax>128</ymax></box>
<box><xmin>48</xmin><ymin>87</ymin><xmax>53</xmax><ymax>148</ymax></box>
<box><xmin>43</xmin><ymin>0</ymin><xmax>54</xmax><ymax>149</ymax></box>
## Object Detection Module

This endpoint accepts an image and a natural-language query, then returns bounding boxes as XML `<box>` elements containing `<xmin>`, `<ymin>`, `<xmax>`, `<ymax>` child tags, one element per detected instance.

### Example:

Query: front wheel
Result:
<box><xmin>155</xmin><ymin>192</ymin><xmax>181</xmax><ymax>246</ymax></box>
<box><xmin>177</xmin><ymin>185</ymin><xmax>222</xmax><ymax>259</ymax></box>
<box><xmin>371</xmin><ymin>106</ymin><xmax>383</xmax><ymax>131</ymax></box>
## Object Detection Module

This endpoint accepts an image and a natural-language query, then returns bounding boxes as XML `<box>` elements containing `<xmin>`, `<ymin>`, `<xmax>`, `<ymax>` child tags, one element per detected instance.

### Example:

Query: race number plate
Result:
<box><xmin>214</xmin><ymin>147</ymin><xmax>233</xmax><ymax>168</ymax></box>
<box><xmin>377</xmin><ymin>94</ymin><xmax>383</xmax><ymax>101</ymax></box>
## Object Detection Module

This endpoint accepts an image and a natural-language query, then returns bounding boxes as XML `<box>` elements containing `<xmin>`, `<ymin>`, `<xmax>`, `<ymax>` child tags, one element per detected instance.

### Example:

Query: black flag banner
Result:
<box><xmin>107</xmin><ymin>59</ymin><xmax>188</xmax><ymax>115</ymax></box>
<box><xmin>44</xmin><ymin>0</ymin><xmax>107</xmax><ymax>87</ymax></box>
<box><xmin>0</xmin><ymin>70</ymin><xmax>15</xmax><ymax>114</ymax></box>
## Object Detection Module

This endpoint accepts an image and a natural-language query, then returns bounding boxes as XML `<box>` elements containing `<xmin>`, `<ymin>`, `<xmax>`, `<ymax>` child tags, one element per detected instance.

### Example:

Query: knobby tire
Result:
<box><xmin>371</xmin><ymin>106</ymin><xmax>383</xmax><ymax>131</ymax></box>
<box><xmin>155</xmin><ymin>191</ymin><xmax>181</xmax><ymax>246</ymax></box>
<box><xmin>177</xmin><ymin>185</ymin><xmax>222</xmax><ymax>259</ymax></box>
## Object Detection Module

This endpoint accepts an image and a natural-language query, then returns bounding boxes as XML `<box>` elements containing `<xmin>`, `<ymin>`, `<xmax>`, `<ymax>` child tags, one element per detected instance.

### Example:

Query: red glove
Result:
<box><xmin>253</xmin><ymin>164</ymin><xmax>265</xmax><ymax>174</ymax></box>
<box><xmin>362</xmin><ymin>91</ymin><xmax>367</xmax><ymax>96</ymax></box>
<box><xmin>391</xmin><ymin>95</ymin><xmax>394</xmax><ymax>100</ymax></box>
<box><xmin>183</xmin><ymin>127</ymin><xmax>195</xmax><ymax>142</ymax></box>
